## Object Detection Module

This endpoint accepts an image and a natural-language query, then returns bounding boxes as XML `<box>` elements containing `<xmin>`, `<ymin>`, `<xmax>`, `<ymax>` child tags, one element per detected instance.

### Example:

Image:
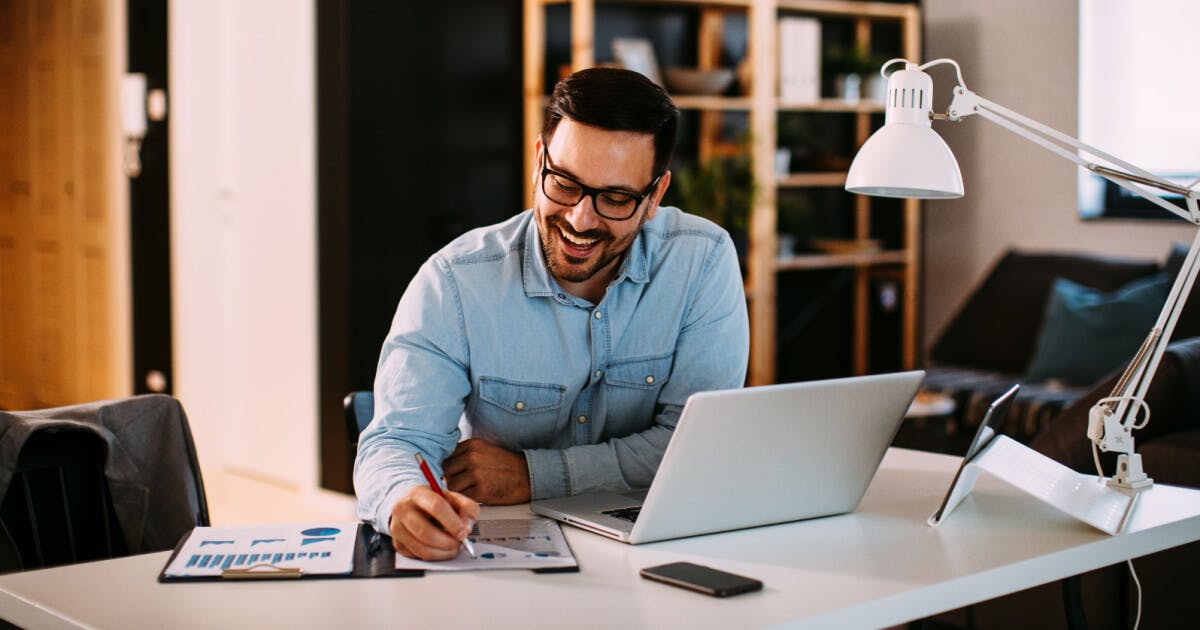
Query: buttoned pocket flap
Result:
<box><xmin>479</xmin><ymin>377</ymin><xmax>565</xmax><ymax>414</ymax></box>
<box><xmin>605</xmin><ymin>354</ymin><xmax>673</xmax><ymax>389</ymax></box>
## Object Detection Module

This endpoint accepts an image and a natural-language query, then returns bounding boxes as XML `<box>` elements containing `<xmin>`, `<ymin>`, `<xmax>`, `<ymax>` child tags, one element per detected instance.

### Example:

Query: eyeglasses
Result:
<box><xmin>540</xmin><ymin>151</ymin><xmax>661</xmax><ymax>221</ymax></box>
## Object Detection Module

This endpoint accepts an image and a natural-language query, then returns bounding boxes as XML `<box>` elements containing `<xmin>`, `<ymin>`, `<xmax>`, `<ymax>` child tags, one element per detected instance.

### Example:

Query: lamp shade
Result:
<box><xmin>845</xmin><ymin>63</ymin><xmax>964</xmax><ymax>199</ymax></box>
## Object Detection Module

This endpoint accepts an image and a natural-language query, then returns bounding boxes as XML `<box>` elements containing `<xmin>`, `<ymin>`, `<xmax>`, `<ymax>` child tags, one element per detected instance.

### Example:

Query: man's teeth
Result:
<box><xmin>560</xmin><ymin>227</ymin><xmax>598</xmax><ymax>247</ymax></box>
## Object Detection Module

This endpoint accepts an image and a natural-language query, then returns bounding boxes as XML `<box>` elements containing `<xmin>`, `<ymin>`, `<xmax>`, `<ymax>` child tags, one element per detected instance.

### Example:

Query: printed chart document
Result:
<box><xmin>394</xmin><ymin>517</ymin><xmax>577</xmax><ymax>572</ymax></box>
<box><xmin>163</xmin><ymin>522</ymin><xmax>358</xmax><ymax>578</ymax></box>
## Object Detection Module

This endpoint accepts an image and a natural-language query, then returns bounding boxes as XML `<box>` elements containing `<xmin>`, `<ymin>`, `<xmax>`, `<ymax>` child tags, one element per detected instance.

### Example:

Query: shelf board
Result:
<box><xmin>778</xmin><ymin>98</ymin><xmax>886</xmax><ymax>113</ymax></box>
<box><xmin>671</xmin><ymin>95</ymin><xmax>752</xmax><ymax>111</ymax></box>
<box><xmin>775</xmin><ymin>250</ymin><xmax>908</xmax><ymax>270</ymax></box>
<box><xmin>543</xmin><ymin>0</ymin><xmax>915</xmax><ymax>14</ymax></box>
<box><xmin>538</xmin><ymin>95</ymin><xmax>882</xmax><ymax>114</ymax></box>
<box><xmin>778</xmin><ymin>172</ymin><xmax>846</xmax><ymax>187</ymax></box>
<box><xmin>541</xmin><ymin>0</ymin><xmax>754</xmax><ymax>6</ymax></box>
<box><xmin>777</xmin><ymin>0</ymin><xmax>916</xmax><ymax>20</ymax></box>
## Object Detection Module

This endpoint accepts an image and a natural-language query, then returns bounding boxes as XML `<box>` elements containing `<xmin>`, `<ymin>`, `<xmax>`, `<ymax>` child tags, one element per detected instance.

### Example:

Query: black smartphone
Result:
<box><xmin>639</xmin><ymin>562</ymin><xmax>763</xmax><ymax>597</ymax></box>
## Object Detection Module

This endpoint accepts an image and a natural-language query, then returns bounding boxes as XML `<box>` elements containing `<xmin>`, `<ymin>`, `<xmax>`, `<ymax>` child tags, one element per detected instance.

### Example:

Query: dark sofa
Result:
<box><xmin>921</xmin><ymin>247</ymin><xmax>1200</xmax><ymax>449</ymax></box>
<box><xmin>920</xmin><ymin>248</ymin><xmax>1200</xmax><ymax>629</ymax></box>
<box><xmin>932</xmin><ymin>335</ymin><xmax>1200</xmax><ymax>629</ymax></box>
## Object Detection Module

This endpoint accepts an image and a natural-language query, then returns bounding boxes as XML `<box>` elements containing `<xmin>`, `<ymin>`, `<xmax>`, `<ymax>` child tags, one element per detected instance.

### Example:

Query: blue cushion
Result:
<box><xmin>1024</xmin><ymin>274</ymin><xmax>1172</xmax><ymax>386</ymax></box>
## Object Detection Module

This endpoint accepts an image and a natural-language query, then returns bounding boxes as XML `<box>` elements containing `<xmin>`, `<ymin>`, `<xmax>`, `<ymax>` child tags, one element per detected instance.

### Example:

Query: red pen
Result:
<box><xmin>414</xmin><ymin>452</ymin><xmax>477</xmax><ymax>558</ymax></box>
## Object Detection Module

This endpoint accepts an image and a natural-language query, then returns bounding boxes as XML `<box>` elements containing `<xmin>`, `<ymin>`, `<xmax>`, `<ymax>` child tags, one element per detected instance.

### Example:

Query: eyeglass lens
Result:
<box><xmin>542</xmin><ymin>172</ymin><xmax>641</xmax><ymax>219</ymax></box>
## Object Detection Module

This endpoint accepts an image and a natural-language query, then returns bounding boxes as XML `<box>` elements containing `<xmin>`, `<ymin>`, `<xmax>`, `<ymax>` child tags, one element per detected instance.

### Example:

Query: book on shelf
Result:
<box><xmin>778</xmin><ymin>17</ymin><xmax>821</xmax><ymax>104</ymax></box>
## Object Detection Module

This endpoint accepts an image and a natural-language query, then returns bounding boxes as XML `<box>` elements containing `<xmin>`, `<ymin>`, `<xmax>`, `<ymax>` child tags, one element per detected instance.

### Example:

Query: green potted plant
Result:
<box><xmin>664</xmin><ymin>150</ymin><xmax>754</xmax><ymax>263</ymax></box>
<box><xmin>776</xmin><ymin>194</ymin><xmax>817</xmax><ymax>258</ymax></box>
<box><xmin>824</xmin><ymin>45</ymin><xmax>887</xmax><ymax>103</ymax></box>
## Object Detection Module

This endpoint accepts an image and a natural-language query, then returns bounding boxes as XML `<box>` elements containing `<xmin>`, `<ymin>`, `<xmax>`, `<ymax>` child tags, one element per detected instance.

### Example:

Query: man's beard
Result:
<box><xmin>537</xmin><ymin>206</ymin><xmax>645</xmax><ymax>285</ymax></box>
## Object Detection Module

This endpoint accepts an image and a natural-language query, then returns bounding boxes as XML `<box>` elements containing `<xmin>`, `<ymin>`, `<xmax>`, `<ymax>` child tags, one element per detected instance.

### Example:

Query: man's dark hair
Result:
<box><xmin>541</xmin><ymin>67</ymin><xmax>680</xmax><ymax>179</ymax></box>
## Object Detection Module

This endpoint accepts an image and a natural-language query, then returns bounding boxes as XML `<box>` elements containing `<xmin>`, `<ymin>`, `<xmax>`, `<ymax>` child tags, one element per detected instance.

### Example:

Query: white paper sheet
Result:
<box><xmin>163</xmin><ymin>522</ymin><xmax>358</xmax><ymax>577</ymax></box>
<box><xmin>393</xmin><ymin>517</ymin><xmax>576</xmax><ymax>572</ymax></box>
<box><xmin>971</xmin><ymin>436</ymin><xmax>1136</xmax><ymax>535</ymax></box>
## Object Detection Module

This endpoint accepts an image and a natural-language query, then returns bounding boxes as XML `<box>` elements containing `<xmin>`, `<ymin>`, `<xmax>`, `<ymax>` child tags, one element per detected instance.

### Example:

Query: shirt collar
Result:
<box><xmin>522</xmin><ymin>213</ymin><xmax>558</xmax><ymax>298</ymax></box>
<box><xmin>521</xmin><ymin>210</ymin><xmax>652</xmax><ymax>299</ymax></box>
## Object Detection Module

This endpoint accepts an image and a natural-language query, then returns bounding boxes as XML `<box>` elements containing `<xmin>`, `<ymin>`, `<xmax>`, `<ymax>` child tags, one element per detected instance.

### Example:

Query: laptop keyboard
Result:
<box><xmin>602</xmin><ymin>506</ymin><xmax>641</xmax><ymax>523</ymax></box>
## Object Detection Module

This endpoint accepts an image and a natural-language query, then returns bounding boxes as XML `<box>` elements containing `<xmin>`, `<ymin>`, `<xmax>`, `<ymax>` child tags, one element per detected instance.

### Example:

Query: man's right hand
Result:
<box><xmin>389</xmin><ymin>485</ymin><xmax>481</xmax><ymax>561</ymax></box>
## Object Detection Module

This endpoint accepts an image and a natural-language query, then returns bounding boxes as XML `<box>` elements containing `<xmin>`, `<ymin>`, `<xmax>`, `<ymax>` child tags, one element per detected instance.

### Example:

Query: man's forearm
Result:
<box><xmin>524</xmin><ymin>417</ymin><xmax>678</xmax><ymax>499</ymax></box>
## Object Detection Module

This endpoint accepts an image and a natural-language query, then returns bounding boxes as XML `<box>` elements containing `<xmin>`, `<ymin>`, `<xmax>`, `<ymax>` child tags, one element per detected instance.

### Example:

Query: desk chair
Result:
<box><xmin>0</xmin><ymin>395</ymin><xmax>208</xmax><ymax>574</ymax></box>
<box><xmin>343</xmin><ymin>391</ymin><xmax>374</xmax><ymax>453</ymax></box>
<box><xmin>0</xmin><ymin>428</ymin><xmax>126</xmax><ymax>572</ymax></box>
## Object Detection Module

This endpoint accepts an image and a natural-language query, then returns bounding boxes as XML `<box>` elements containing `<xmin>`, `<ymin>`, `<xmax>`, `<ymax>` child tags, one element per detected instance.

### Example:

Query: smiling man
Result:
<box><xmin>354</xmin><ymin>67</ymin><xmax>749</xmax><ymax>561</ymax></box>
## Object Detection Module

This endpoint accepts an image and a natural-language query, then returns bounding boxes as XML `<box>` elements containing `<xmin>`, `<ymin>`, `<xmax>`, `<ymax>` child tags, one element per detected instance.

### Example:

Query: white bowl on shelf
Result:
<box><xmin>663</xmin><ymin>67</ymin><xmax>734</xmax><ymax>96</ymax></box>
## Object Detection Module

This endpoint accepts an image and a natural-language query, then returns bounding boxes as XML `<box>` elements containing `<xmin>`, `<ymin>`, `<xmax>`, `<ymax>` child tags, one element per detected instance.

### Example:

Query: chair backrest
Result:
<box><xmin>0</xmin><ymin>428</ymin><xmax>127</xmax><ymax>572</ymax></box>
<box><xmin>0</xmin><ymin>395</ymin><xmax>208</xmax><ymax>574</ymax></box>
<box><xmin>343</xmin><ymin>390</ymin><xmax>375</xmax><ymax>452</ymax></box>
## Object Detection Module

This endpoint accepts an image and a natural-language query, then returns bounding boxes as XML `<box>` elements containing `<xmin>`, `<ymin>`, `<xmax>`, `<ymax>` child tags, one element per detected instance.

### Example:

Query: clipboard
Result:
<box><xmin>158</xmin><ymin>520</ymin><xmax>580</xmax><ymax>582</ymax></box>
<box><xmin>158</xmin><ymin>523</ymin><xmax>423</xmax><ymax>582</ymax></box>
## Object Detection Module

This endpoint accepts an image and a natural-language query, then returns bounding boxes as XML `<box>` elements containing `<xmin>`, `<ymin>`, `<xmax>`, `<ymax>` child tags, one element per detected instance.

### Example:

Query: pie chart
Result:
<box><xmin>301</xmin><ymin>527</ymin><xmax>341</xmax><ymax>537</ymax></box>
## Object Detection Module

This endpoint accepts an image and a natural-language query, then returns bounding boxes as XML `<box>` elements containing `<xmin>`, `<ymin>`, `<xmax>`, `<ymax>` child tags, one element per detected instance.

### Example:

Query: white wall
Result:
<box><xmin>170</xmin><ymin>0</ymin><xmax>318</xmax><ymax>489</ymax></box>
<box><xmin>921</xmin><ymin>1</ymin><xmax>1195</xmax><ymax>349</ymax></box>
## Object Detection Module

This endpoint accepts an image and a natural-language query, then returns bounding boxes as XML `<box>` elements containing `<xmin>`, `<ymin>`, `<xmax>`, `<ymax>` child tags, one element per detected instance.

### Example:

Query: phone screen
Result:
<box><xmin>640</xmin><ymin>562</ymin><xmax>763</xmax><ymax>597</ymax></box>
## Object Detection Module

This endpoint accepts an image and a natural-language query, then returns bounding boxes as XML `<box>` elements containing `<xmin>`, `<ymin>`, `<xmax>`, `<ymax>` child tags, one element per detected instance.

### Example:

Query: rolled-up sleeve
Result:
<box><xmin>353</xmin><ymin>256</ymin><xmax>472</xmax><ymax>533</ymax></box>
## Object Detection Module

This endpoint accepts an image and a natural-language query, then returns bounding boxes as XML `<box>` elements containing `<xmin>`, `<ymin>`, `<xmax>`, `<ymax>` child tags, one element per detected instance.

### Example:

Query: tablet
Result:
<box><xmin>928</xmin><ymin>384</ymin><xmax>1019</xmax><ymax>526</ymax></box>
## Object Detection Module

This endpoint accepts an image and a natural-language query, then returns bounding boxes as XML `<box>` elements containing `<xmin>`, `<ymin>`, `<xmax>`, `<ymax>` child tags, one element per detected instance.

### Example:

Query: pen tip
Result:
<box><xmin>414</xmin><ymin>452</ymin><xmax>425</xmax><ymax>465</ymax></box>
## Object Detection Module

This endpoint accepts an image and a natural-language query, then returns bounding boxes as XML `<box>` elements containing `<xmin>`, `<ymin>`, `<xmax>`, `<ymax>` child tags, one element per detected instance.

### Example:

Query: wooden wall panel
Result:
<box><xmin>0</xmin><ymin>0</ymin><xmax>123</xmax><ymax>410</ymax></box>
<box><xmin>0</xmin><ymin>0</ymin><xmax>31</xmax><ymax>408</ymax></box>
<box><xmin>32</xmin><ymin>241</ymin><xmax>69</xmax><ymax>404</ymax></box>
<box><xmin>73</xmin><ymin>0</ymin><xmax>114</xmax><ymax>402</ymax></box>
<box><xmin>0</xmin><ymin>238</ymin><xmax>23</xmax><ymax>406</ymax></box>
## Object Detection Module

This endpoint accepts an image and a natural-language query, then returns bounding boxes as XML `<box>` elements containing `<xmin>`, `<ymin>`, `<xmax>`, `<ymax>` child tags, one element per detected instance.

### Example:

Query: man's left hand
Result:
<box><xmin>443</xmin><ymin>438</ymin><xmax>531</xmax><ymax>505</ymax></box>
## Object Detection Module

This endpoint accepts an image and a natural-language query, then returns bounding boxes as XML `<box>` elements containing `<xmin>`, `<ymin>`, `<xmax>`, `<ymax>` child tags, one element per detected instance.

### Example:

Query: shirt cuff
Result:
<box><xmin>524</xmin><ymin>448</ymin><xmax>569</xmax><ymax>500</ymax></box>
<box><xmin>375</xmin><ymin>484</ymin><xmax>415</xmax><ymax>535</ymax></box>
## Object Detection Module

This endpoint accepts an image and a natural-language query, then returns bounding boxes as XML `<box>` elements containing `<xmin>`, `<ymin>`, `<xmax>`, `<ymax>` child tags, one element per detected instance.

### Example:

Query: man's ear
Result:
<box><xmin>645</xmin><ymin>170</ymin><xmax>672</xmax><ymax>222</ymax></box>
<box><xmin>531</xmin><ymin>136</ymin><xmax>544</xmax><ymax>190</ymax></box>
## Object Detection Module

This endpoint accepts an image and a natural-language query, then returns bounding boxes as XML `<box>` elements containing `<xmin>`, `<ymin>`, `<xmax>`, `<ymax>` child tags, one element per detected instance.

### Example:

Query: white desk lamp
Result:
<box><xmin>846</xmin><ymin>58</ymin><xmax>1200</xmax><ymax>492</ymax></box>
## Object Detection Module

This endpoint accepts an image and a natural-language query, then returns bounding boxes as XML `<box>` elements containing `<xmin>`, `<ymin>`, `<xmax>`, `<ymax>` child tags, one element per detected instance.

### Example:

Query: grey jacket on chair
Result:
<box><xmin>0</xmin><ymin>394</ymin><xmax>209</xmax><ymax>554</ymax></box>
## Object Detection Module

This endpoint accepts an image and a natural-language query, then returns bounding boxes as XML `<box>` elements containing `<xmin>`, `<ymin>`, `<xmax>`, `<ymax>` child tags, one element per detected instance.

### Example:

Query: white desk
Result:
<box><xmin>2</xmin><ymin>448</ymin><xmax>1198</xmax><ymax>629</ymax></box>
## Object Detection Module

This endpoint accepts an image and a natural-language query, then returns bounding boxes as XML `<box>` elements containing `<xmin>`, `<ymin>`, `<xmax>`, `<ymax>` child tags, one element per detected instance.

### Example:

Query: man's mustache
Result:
<box><xmin>547</xmin><ymin>216</ymin><xmax>610</xmax><ymax>241</ymax></box>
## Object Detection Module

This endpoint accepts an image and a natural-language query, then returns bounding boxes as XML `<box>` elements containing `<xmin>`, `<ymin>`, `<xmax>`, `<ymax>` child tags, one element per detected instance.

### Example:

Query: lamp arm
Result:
<box><xmin>942</xmin><ymin>84</ymin><xmax>1200</xmax><ymax>463</ymax></box>
<box><xmin>944</xmin><ymin>88</ymin><xmax>1200</xmax><ymax>223</ymax></box>
<box><xmin>1099</xmin><ymin>224</ymin><xmax>1200</xmax><ymax>454</ymax></box>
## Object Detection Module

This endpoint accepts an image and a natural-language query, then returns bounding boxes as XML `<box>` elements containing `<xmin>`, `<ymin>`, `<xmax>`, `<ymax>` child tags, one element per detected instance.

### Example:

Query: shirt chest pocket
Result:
<box><xmin>603</xmin><ymin>353</ymin><xmax>672</xmax><ymax>425</ymax></box>
<box><xmin>475</xmin><ymin>376</ymin><xmax>564</xmax><ymax>420</ymax></box>
<box><xmin>604</xmin><ymin>353</ymin><xmax>673</xmax><ymax>390</ymax></box>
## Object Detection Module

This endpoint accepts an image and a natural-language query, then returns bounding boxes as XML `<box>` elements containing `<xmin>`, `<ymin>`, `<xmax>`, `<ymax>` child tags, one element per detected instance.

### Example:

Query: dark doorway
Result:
<box><xmin>318</xmin><ymin>1</ymin><xmax>525</xmax><ymax>493</ymax></box>
<box><xmin>127</xmin><ymin>0</ymin><xmax>173</xmax><ymax>396</ymax></box>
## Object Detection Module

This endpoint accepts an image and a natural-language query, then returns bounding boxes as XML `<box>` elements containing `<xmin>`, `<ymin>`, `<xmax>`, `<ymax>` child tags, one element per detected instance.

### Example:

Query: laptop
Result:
<box><xmin>531</xmin><ymin>370</ymin><xmax>925</xmax><ymax>544</ymax></box>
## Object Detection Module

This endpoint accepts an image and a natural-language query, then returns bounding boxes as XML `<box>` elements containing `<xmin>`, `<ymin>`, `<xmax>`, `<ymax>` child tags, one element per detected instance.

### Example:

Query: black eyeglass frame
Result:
<box><xmin>540</xmin><ymin>150</ymin><xmax>663</xmax><ymax>221</ymax></box>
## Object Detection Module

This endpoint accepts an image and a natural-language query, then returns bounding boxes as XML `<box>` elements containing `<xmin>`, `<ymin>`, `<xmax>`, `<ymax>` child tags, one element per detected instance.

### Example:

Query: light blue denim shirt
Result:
<box><xmin>354</xmin><ymin>206</ymin><xmax>749</xmax><ymax>532</ymax></box>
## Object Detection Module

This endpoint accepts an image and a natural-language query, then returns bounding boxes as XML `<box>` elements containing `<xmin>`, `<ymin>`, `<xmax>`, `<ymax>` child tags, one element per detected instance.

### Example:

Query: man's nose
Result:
<box><xmin>563</xmin><ymin>194</ymin><xmax>603</xmax><ymax>231</ymax></box>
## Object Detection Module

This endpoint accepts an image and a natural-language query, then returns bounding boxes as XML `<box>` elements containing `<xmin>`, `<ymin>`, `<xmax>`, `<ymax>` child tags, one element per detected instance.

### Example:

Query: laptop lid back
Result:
<box><xmin>628</xmin><ymin>370</ymin><xmax>924</xmax><ymax>543</ymax></box>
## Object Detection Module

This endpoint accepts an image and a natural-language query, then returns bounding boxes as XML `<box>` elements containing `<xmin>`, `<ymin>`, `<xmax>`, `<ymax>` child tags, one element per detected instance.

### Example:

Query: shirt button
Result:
<box><xmin>593</xmin><ymin>311</ymin><xmax>602</xmax><ymax>320</ymax></box>
<box><xmin>594</xmin><ymin>370</ymin><xmax>602</xmax><ymax>379</ymax></box>
<box><xmin>577</xmin><ymin>415</ymin><xmax>587</xmax><ymax>424</ymax></box>
<box><xmin>645</xmin><ymin>375</ymin><xmax>655</xmax><ymax>384</ymax></box>
<box><xmin>515</xmin><ymin>401</ymin><xmax>525</xmax><ymax>411</ymax></box>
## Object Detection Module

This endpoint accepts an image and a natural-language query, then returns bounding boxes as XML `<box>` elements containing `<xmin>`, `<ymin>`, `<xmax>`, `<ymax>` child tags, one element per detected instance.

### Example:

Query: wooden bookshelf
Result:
<box><xmin>524</xmin><ymin>0</ymin><xmax>922</xmax><ymax>385</ymax></box>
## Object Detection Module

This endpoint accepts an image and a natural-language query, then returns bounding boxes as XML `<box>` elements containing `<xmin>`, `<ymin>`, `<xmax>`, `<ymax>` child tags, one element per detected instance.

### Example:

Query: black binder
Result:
<box><xmin>158</xmin><ymin>522</ymin><xmax>578</xmax><ymax>582</ymax></box>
